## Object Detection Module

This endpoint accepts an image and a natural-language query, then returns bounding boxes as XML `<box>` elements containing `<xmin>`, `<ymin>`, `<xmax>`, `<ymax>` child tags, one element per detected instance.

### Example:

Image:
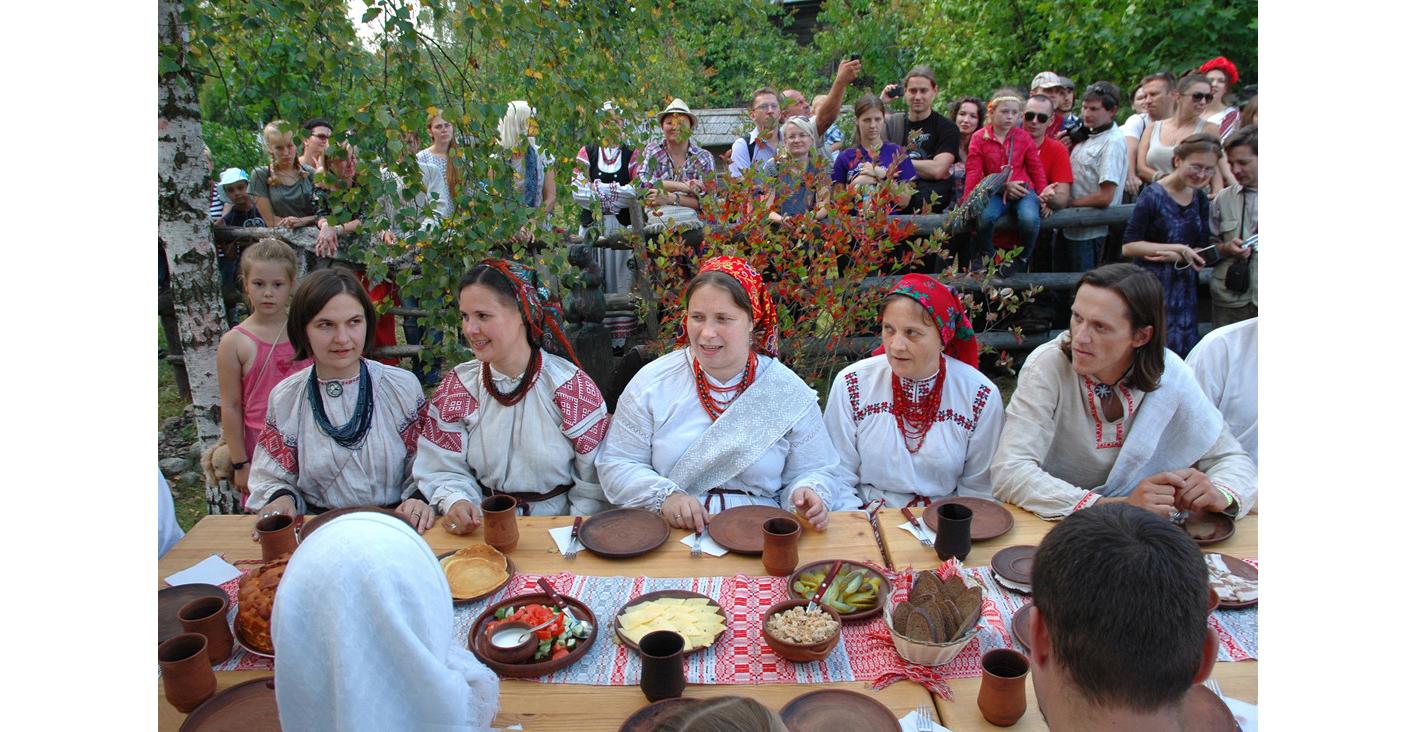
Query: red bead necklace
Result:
<box><xmin>483</xmin><ymin>348</ymin><xmax>543</xmax><ymax>407</ymax></box>
<box><xmin>892</xmin><ymin>354</ymin><xmax>947</xmax><ymax>454</ymax></box>
<box><xmin>693</xmin><ymin>354</ymin><xmax>757</xmax><ymax>421</ymax></box>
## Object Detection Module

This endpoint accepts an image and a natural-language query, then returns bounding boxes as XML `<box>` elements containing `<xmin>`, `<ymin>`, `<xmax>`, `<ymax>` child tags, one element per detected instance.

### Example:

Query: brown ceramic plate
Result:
<box><xmin>786</xmin><ymin>561</ymin><xmax>887</xmax><ymax>621</ymax></box>
<box><xmin>159</xmin><ymin>583</ymin><xmax>227</xmax><ymax>644</ymax></box>
<box><xmin>300</xmin><ymin>505</ymin><xmax>412</xmax><ymax>538</ymax></box>
<box><xmin>1184</xmin><ymin>512</ymin><xmax>1236</xmax><ymax>545</ymax></box>
<box><xmin>1206</xmin><ymin>553</ymin><xmax>1258</xmax><ymax>610</ymax></box>
<box><xmin>1011</xmin><ymin>603</ymin><xmax>1034</xmax><ymax>654</ymax></box>
<box><xmin>707</xmin><ymin>505</ymin><xmax>798</xmax><ymax>555</ymax></box>
<box><xmin>614</xmin><ymin>589</ymin><xmax>727</xmax><ymax>653</ymax></box>
<box><xmin>779</xmin><ymin>689</ymin><xmax>899</xmax><ymax>732</ymax></box>
<box><xmin>578</xmin><ymin>508</ymin><xmax>671</xmax><ymax>559</ymax></box>
<box><xmin>923</xmin><ymin>496</ymin><xmax>1015</xmax><ymax>541</ymax></box>
<box><xmin>437</xmin><ymin>551</ymin><xmax>515</xmax><ymax>605</ymax></box>
<box><xmin>618</xmin><ymin>697</ymin><xmax>702</xmax><ymax>732</ymax></box>
<box><xmin>990</xmin><ymin>545</ymin><xmax>1037</xmax><ymax>588</ymax></box>
<box><xmin>1181</xmin><ymin>683</ymin><xmax>1240</xmax><ymax>731</ymax></box>
<box><xmin>231</xmin><ymin>617</ymin><xmax>275</xmax><ymax>659</ymax></box>
<box><xmin>178</xmin><ymin>676</ymin><xmax>278</xmax><ymax>731</ymax></box>
<box><xmin>468</xmin><ymin>592</ymin><xmax>598</xmax><ymax>677</ymax></box>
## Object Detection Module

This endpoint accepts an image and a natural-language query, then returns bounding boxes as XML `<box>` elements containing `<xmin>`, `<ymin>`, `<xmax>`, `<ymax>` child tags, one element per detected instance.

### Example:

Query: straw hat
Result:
<box><xmin>655</xmin><ymin>98</ymin><xmax>699</xmax><ymax>129</ymax></box>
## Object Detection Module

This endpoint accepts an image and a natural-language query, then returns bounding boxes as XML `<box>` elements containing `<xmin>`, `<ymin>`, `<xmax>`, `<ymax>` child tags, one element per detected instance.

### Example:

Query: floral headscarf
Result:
<box><xmin>678</xmin><ymin>256</ymin><xmax>780</xmax><ymax>357</ymax></box>
<box><xmin>877</xmin><ymin>273</ymin><xmax>978</xmax><ymax>368</ymax></box>
<box><xmin>479</xmin><ymin>258</ymin><xmax>580</xmax><ymax>366</ymax></box>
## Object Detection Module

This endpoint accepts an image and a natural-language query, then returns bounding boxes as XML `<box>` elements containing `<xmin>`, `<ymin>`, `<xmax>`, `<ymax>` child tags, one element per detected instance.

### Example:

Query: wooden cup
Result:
<box><xmin>158</xmin><ymin>633</ymin><xmax>217</xmax><ymax>713</ymax></box>
<box><xmin>638</xmin><ymin>630</ymin><xmax>687</xmax><ymax>702</ymax></box>
<box><xmin>933</xmin><ymin>503</ymin><xmax>973</xmax><ymax>562</ymax></box>
<box><xmin>977</xmin><ymin>647</ymin><xmax>1030</xmax><ymax>726</ymax></box>
<box><xmin>178</xmin><ymin>595</ymin><xmax>234</xmax><ymax>665</ymax></box>
<box><xmin>255</xmin><ymin>514</ymin><xmax>298</xmax><ymax>561</ymax></box>
<box><xmin>481</xmin><ymin>495</ymin><xmax>520</xmax><ymax>553</ymax></box>
<box><xmin>761</xmin><ymin>518</ymin><xmax>802</xmax><ymax>576</ymax></box>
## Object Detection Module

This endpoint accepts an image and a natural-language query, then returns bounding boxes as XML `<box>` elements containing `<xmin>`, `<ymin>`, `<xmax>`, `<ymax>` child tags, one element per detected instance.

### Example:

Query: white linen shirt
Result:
<box><xmin>1064</xmin><ymin>125</ymin><xmax>1128</xmax><ymax>241</ymax></box>
<box><xmin>823</xmin><ymin>354</ymin><xmax>1004</xmax><ymax>509</ymax></box>
<box><xmin>596</xmin><ymin>349</ymin><xmax>841</xmax><ymax>513</ymax></box>
<box><xmin>1185</xmin><ymin>319</ymin><xmax>1258</xmax><ymax>465</ymax></box>
<box><xmin>413</xmin><ymin>352</ymin><xmax>611</xmax><ymax>516</ymax></box>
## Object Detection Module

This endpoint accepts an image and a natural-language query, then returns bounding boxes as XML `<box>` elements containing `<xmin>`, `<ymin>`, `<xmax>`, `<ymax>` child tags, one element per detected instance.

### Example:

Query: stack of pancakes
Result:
<box><xmin>441</xmin><ymin>544</ymin><xmax>510</xmax><ymax>601</ymax></box>
<box><xmin>890</xmin><ymin>572</ymin><xmax>982</xmax><ymax>644</ymax></box>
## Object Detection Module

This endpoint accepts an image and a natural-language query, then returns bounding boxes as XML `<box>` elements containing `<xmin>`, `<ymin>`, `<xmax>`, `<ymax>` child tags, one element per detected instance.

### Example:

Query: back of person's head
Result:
<box><xmin>1067</xmin><ymin>264</ymin><xmax>1167</xmax><ymax>390</ymax></box>
<box><xmin>1082</xmin><ymin>81</ymin><xmax>1121</xmax><ymax>112</ymax></box>
<box><xmin>660</xmin><ymin>696</ymin><xmax>788</xmax><ymax>732</ymax></box>
<box><xmin>1032</xmin><ymin>503</ymin><xmax>1212</xmax><ymax>713</ymax></box>
<box><xmin>1224</xmin><ymin>125</ymin><xmax>1257</xmax><ymax>157</ymax></box>
<box><xmin>498</xmin><ymin>100</ymin><xmax>535</xmax><ymax>149</ymax></box>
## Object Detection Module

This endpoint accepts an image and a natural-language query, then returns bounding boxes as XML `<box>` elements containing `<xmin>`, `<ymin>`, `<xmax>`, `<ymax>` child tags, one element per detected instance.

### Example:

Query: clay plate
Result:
<box><xmin>231</xmin><ymin>617</ymin><xmax>275</xmax><ymax>659</ymax></box>
<box><xmin>707</xmin><ymin>505</ymin><xmax>798</xmax><ymax>555</ymax></box>
<box><xmin>613</xmin><ymin>589</ymin><xmax>726</xmax><ymax>653</ymax></box>
<box><xmin>577</xmin><ymin>508</ymin><xmax>671</xmax><ymax>559</ymax></box>
<box><xmin>990</xmin><ymin>545</ymin><xmax>1037</xmax><ymax>587</ymax></box>
<box><xmin>437</xmin><ymin>551</ymin><xmax>516</xmax><ymax>605</ymax></box>
<box><xmin>1184</xmin><ymin>512</ymin><xmax>1236</xmax><ymax>545</ymax></box>
<box><xmin>1011</xmin><ymin>603</ymin><xmax>1034</xmax><ymax>654</ymax></box>
<box><xmin>779</xmin><ymin>689</ymin><xmax>899</xmax><ymax>732</ymax></box>
<box><xmin>178</xmin><ymin>676</ymin><xmax>278</xmax><ymax>731</ymax></box>
<box><xmin>1181</xmin><ymin>683</ymin><xmax>1240</xmax><ymax>731</ymax></box>
<box><xmin>159</xmin><ymin>583</ymin><xmax>227</xmax><ymax>644</ymax></box>
<box><xmin>924</xmin><ymin>496</ymin><xmax>1015</xmax><ymax>541</ymax></box>
<box><xmin>786</xmin><ymin>561</ymin><xmax>887</xmax><ymax>621</ymax></box>
<box><xmin>300</xmin><ymin>505</ymin><xmax>412</xmax><ymax>538</ymax></box>
<box><xmin>468</xmin><ymin>592</ymin><xmax>598</xmax><ymax>678</ymax></box>
<box><xmin>618</xmin><ymin>697</ymin><xmax>702</xmax><ymax>732</ymax></box>
<box><xmin>1206</xmin><ymin>553</ymin><xmax>1259</xmax><ymax>610</ymax></box>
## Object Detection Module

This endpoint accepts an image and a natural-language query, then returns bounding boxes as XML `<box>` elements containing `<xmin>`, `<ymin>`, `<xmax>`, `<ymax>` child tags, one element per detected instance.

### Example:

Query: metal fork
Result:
<box><xmin>914</xmin><ymin>703</ymin><xmax>935</xmax><ymax>731</ymax></box>
<box><xmin>690</xmin><ymin>493</ymin><xmax>711</xmax><ymax>559</ymax></box>
<box><xmin>564</xmin><ymin>516</ymin><xmax>583</xmax><ymax>561</ymax></box>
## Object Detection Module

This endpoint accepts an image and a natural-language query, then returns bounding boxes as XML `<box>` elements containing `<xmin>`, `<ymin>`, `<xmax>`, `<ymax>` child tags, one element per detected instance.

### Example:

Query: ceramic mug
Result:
<box><xmin>178</xmin><ymin>595</ymin><xmax>234</xmax><ymax>664</ymax></box>
<box><xmin>159</xmin><ymin>632</ymin><xmax>218</xmax><ymax>713</ymax></box>
<box><xmin>481</xmin><ymin>495</ymin><xmax>520</xmax><ymax>553</ymax></box>
<box><xmin>761</xmin><ymin>518</ymin><xmax>802</xmax><ymax>576</ymax></box>
<box><xmin>638</xmin><ymin>630</ymin><xmax>687</xmax><ymax>702</ymax></box>
<box><xmin>933</xmin><ymin>503</ymin><xmax>973</xmax><ymax>562</ymax></box>
<box><xmin>255</xmin><ymin>514</ymin><xmax>299</xmax><ymax>561</ymax></box>
<box><xmin>977</xmin><ymin>647</ymin><xmax>1030</xmax><ymax>726</ymax></box>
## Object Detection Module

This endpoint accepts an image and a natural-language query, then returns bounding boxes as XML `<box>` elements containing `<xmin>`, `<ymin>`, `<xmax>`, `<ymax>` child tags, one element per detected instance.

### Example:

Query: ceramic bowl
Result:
<box><xmin>762</xmin><ymin>599</ymin><xmax>841</xmax><ymax>663</ymax></box>
<box><xmin>481</xmin><ymin>621</ymin><xmax>538</xmax><ymax>664</ymax></box>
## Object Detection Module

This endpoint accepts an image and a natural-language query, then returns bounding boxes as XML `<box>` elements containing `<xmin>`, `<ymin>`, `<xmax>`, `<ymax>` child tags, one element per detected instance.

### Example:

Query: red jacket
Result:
<box><xmin>963</xmin><ymin>125</ymin><xmax>1048</xmax><ymax>198</ymax></box>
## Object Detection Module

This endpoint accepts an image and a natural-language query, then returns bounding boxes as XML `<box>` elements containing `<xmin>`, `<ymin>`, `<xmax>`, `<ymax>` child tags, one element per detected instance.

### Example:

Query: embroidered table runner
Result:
<box><xmin>212</xmin><ymin>558</ymin><xmax>1257</xmax><ymax>697</ymax></box>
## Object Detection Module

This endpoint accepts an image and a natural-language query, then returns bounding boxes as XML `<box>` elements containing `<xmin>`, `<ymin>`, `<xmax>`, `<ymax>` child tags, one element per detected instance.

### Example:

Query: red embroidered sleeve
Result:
<box><xmin>554</xmin><ymin>370</ymin><xmax>610</xmax><ymax>455</ymax></box>
<box><xmin>1072</xmin><ymin>491</ymin><xmax>1103</xmax><ymax>513</ymax></box>
<box><xmin>421</xmin><ymin>372</ymin><xmax>476</xmax><ymax>453</ymax></box>
<box><xmin>257</xmin><ymin>422</ymin><xmax>298</xmax><ymax>475</ymax></box>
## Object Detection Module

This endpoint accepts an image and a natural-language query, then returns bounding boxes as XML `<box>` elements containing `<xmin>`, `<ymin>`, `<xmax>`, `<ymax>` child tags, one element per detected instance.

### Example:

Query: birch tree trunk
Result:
<box><xmin>159</xmin><ymin>0</ymin><xmax>240</xmax><ymax>514</ymax></box>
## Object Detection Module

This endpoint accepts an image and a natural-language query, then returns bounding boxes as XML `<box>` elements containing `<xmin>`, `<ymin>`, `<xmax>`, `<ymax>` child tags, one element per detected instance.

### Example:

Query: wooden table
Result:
<box><xmin>158</xmin><ymin>507</ymin><xmax>1258</xmax><ymax>730</ymax></box>
<box><xmin>158</xmin><ymin>511</ymin><xmax>937</xmax><ymax>730</ymax></box>
<box><xmin>877</xmin><ymin>502</ymin><xmax>1259</xmax><ymax>730</ymax></box>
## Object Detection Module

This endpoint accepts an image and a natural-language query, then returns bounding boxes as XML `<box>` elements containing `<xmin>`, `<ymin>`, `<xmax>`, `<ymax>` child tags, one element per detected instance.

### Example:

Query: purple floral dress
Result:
<box><xmin>1123</xmin><ymin>183</ymin><xmax>1211</xmax><ymax>357</ymax></box>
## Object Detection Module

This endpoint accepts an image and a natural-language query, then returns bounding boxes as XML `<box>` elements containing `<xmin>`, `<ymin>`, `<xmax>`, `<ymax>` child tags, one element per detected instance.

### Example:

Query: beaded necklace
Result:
<box><xmin>483</xmin><ymin>348</ymin><xmax>542</xmax><ymax>407</ymax></box>
<box><xmin>892</xmin><ymin>354</ymin><xmax>946</xmax><ymax>454</ymax></box>
<box><xmin>693</xmin><ymin>354</ymin><xmax>757</xmax><ymax>421</ymax></box>
<box><xmin>307</xmin><ymin>360</ymin><xmax>373</xmax><ymax>449</ymax></box>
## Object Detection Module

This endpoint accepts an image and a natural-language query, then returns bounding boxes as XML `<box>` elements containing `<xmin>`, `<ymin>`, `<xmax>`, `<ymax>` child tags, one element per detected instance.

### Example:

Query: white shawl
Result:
<box><xmin>272</xmin><ymin>512</ymin><xmax>500</xmax><ymax>731</ymax></box>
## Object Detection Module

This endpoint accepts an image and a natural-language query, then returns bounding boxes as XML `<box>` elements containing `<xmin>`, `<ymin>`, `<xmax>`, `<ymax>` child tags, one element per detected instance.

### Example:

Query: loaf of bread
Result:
<box><xmin>235</xmin><ymin>553</ymin><xmax>291</xmax><ymax>655</ymax></box>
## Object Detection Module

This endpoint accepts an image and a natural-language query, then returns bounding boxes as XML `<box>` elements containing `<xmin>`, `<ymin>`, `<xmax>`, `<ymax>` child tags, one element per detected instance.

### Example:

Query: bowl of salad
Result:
<box><xmin>468</xmin><ymin>593</ymin><xmax>597</xmax><ymax>677</ymax></box>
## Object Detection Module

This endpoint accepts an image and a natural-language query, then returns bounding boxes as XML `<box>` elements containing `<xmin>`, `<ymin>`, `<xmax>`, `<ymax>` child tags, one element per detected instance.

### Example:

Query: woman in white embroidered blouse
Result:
<box><xmin>414</xmin><ymin>260</ymin><xmax>611</xmax><ymax>533</ymax></box>
<box><xmin>823</xmin><ymin>274</ymin><xmax>1004</xmax><ymax>509</ymax></box>
<box><xmin>596</xmin><ymin>257</ymin><xmax>839</xmax><ymax>532</ymax></box>
<box><xmin>247</xmin><ymin>268</ymin><xmax>434</xmax><ymax>531</ymax></box>
<box><xmin>989</xmin><ymin>263</ymin><xmax>1256</xmax><ymax>521</ymax></box>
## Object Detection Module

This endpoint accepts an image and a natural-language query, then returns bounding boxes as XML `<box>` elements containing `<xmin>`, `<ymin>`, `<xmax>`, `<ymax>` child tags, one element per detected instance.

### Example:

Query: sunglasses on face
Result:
<box><xmin>1024</xmin><ymin>112</ymin><xmax>1050</xmax><ymax>123</ymax></box>
<box><xmin>754</xmin><ymin>102</ymin><xmax>780</xmax><ymax>112</ymax></box>
<box><xmin>1190</xmin><ymin>92</ymin><xmax>1215</xmax><ymax>103</ymax></box>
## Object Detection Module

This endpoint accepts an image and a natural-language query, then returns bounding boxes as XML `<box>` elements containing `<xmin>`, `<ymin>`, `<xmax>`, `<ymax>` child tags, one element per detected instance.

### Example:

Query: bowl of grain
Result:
<box><xmin>762</xmin><ymin>599</ymin><xmax>842</xmax><ymax>662</ymax></box>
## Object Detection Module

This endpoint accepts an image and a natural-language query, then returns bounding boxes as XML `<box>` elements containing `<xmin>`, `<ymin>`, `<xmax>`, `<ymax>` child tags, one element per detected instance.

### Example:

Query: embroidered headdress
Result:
<box><xmin>479</xmin><ymin>258</ymin><xmax>580</xmax><ymax>367</ymax></box>
<box><xmin>879</xmin><ymin>273</ymin><xmax>979</xmax><ymax>368</ymax></box>
<box><xmin>679</xmin><ymin>256</ymin><xmax>780</xmax><ymax>357</ymax></box>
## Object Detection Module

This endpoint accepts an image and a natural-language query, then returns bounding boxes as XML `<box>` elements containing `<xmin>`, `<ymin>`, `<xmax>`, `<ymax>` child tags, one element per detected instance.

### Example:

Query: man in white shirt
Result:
<box><xmin>1185</xmin><ymin>318</ymin><xmax>1257</xmax><ymax>466</ymax></box>
<box><xmin>1061</xmin><ymin>82</ymin><xmax>1127</xmax><ymax>271</ymax></box>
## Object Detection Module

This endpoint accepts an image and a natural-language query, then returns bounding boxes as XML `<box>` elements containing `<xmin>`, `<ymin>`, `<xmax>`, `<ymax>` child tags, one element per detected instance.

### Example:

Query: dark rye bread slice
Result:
<box><xmin>940</xmin><ymin>574</ymin><xmax>970</xmax><ymax>606</ymax></box>
<box><xmin>912</xmin><ymin>572</ymin><xmax>947</xmax><ymax>605</ymax></box>
<box><xmin>891</xmin><ymin>599</ymin><xmax>915</xmax><ymax>633</ymax></box>
<box><xmin>937</xmin><ymin>596</ymin><xmax>963</xmax><ymax>641</ymax></box>
<box><xmin>906</xmin><ymin>607</ymin><xmax>942</xmax><ymax>644</ymax></box>
<box><xmin>951</xmin><ymin>587</ymin><xmax>984</xmax><ymax>641</ymax></box>
<box><xmin>921</xmin><ymin>601</ymin><xmax>952</xmax><ymax>643</ymax></box>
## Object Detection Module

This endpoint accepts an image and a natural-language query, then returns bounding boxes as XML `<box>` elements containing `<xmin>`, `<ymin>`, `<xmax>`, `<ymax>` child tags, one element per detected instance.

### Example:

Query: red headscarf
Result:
<box><xmin>479</xmin><ymin>258</ymin><xmax>581</xmax><ymax>367</ymax></box>
<box><xmin>1198</xmin><ymin>56</ymin><xmax>1240</xmax><ymax>86</ymax></box>
<box><xmin>873</xmin><ymin>273</ymin><xmax>979</xmax><ymax>368</ymax></box>
<box><xmin>678</xmin><ymin>256</ymin><xmax>780</xmax><ymax>357</ymax></box>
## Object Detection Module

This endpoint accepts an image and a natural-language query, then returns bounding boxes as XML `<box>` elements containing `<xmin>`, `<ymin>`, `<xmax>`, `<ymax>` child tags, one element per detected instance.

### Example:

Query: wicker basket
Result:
<box><xmin>883</xmin><ymin>586</ymin><xmax>981</xmax><ymax>667</ymax></box>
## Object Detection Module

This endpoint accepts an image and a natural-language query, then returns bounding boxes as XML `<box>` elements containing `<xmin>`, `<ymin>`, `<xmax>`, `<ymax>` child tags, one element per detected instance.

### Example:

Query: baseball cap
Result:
<box><xmin>218</xmin><ymin>168</ymin><xmax>249</xmax><ymax>187</ymax></box>
<box><xmin>1031</xmin><ymin>71</ymin><xmax>1065</xmax><ymax>90</ymax></box>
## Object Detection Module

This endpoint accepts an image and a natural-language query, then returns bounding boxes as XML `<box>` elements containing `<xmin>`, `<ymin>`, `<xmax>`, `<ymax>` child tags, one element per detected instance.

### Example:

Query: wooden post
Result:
<box><xmin>160</xmin><ymin>0</ymin><xmax>236</xmax><ymax>513</ymax></box>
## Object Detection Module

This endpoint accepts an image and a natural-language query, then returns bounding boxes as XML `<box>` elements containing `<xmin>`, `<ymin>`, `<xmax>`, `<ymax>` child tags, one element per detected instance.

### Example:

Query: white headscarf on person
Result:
<box><xmin>272</xmin><ymin>511</ymin><xmax>500</xmax><ymax>731</ymax></box>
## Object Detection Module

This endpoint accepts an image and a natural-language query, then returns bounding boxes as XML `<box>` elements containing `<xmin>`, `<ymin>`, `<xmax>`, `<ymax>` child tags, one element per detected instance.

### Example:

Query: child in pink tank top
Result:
<box><xmin>216</xmin><ymin>240</ymin><xmax>310</xmax><ymax>502</ymax></box>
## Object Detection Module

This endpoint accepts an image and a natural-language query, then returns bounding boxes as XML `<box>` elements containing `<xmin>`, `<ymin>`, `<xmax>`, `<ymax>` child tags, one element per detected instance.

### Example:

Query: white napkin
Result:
<box><xmin>992</xmin><ymin>572</ymin><xmax>1033</xmax><ymax>593</ymax></box>
<box><xmin>679</xmin><ymin>531</ymin><xmax>729</xmax><ymax>557</ymax></box>
<box><xmin>897</xmin><ymin>709</ymin><xmax>951</xmax><ymax>731</ymax></box>
<box><xmin>164</xmin><ymin>554</ymin><xmax>241</xmax><ymax>587</ymax></box>
<box><xmin>548</xmin><ymin>525</ymin><xmax>577</xmax><ymax>554</ymax></box>
<box><xmin>898</xmin><ymin>520</ymin><xmax>937</xmax><ymax>543</ymax></box>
